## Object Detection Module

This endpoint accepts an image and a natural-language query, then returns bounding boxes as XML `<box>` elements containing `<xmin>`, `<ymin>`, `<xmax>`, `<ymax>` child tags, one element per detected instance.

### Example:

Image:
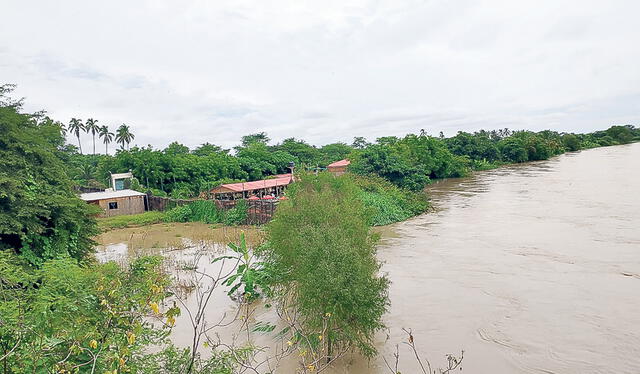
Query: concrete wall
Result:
<box><xmin>92</xmin><ymin>195</ymin><xmax>145</xmax><ymax>217</ymax></box>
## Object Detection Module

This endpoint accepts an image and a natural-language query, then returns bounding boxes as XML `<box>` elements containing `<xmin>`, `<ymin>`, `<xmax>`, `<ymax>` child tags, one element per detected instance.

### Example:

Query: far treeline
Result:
<box><xmin>65</xmin><ymin>117</ymin><xmax>638</xmax><ymax>196</ymax></box>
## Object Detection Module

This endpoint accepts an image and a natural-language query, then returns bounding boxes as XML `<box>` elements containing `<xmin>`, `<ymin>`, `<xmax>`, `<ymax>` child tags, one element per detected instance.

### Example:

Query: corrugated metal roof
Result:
<box><xmin>327</xmin><ymin>159</ymin><xmax>350</xmax><ymax>167</ymax></box>
<box><xmin>212</xmin><ymin>174</ymin><xmax>293</xmax><ymax>193</ymax></box>
<box><xmin>80</xmin><ymin>189</ymin><xmax>146</xmax><ymax>201</ymax></box>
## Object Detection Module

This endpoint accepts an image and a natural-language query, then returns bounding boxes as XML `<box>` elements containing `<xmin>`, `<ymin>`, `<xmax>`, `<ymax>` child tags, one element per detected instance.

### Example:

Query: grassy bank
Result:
<box><xmin>97</xmin><ymin>200</ymin><xmax>250</xmax><ymax>231</ymax></box>
<box><xmin>97</xmin><ymin>211</ymin><xmax>166</xmax><ymax>231</ymax></box>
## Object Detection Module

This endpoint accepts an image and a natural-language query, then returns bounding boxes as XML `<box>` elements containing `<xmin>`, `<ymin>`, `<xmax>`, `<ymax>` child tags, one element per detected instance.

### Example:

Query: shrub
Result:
<box><xmin>164</xmin><ymin>200</ymin><xmax>222</xmax><ymax>224</ymax></box>
<box><xmin>164</xmin><ymin>204</ymin><xmax>192</xmax><ymax>223</ymax></box>
<box><xmin>223</xmin><ymin>199</ymin><xmax>248</xmax><ymax>226</ymax></box>
<box><xmin>352</xmin><ymin>174</ymin><xmax>429</xmax><ymax>226</ymax></box>
<box><xmin>263</xmin><ymin>172</ymin><xmax>389</xmax><ymax>358</ymax></box>
<box><xmin>188</xmin><ymin>200</ymin><xmax>223</xmax><ymax>223</ymax></box>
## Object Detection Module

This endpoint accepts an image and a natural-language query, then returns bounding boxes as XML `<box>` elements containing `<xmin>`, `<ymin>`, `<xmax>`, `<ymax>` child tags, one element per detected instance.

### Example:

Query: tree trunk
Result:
<box><xmin>77</xmin><ymin>136</ymin><xmax>83</xmax><ymax>154</ymax></box>
<box><xmin>92</xmin><ymin>134</ymin><xmax>96</xmax><ymax>155</ymax></box>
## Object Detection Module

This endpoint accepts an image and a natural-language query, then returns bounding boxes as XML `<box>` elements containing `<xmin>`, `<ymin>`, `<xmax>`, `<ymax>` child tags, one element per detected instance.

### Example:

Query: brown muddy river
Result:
<box><xmin>96</xmin><ymin>143</ymin><xmax>640</xmax><ymax>374</ymax></box>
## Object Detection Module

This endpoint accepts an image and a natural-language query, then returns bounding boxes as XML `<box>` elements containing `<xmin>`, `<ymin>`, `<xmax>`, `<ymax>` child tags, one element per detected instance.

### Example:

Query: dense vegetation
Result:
<box><xmin>60</xmin><ymin>107</ymin><xmax>638</xmax><ymax>226</ymax></box>
<box><xmin>63</xmin><ymin>113</ymin><xmax>638</xmax><ymax>201</ymax></box>
<box><xmin>2</xmin><ymin>83</ymin><xmax>638</xmax><ymax>372</ymax></box>
<box><xmin>262</xmin><ymin>173</ymin><xmax>389</xmax><ymax>358</ymax></box>
<box><xmin>164</xmin><ymin>200</ymin><xmax>248</xmax><ymax>226</ymax></box>
<box><xmin>0</xmin><ymin>85</ymin><xmax>97</xmax><ymax>266</ymax></box>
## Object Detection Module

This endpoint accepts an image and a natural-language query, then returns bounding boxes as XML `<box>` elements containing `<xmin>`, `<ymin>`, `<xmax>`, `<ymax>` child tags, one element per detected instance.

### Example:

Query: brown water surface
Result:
<box><xmin>375</xmin><ymin>143</ymin><xmax>640</xmax><ymax>374</ymax></box>
<box><xmin>95</xmin><ymin>143</ymin><xmax>640</xmax><ymax>373</ymax></box>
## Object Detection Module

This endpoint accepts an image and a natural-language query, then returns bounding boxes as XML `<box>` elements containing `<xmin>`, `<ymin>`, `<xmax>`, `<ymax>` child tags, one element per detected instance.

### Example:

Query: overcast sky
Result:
<box><xmin>1</xmin><ymin>0</ymin><xmax>639</xmax><ymax>152</ymax></box>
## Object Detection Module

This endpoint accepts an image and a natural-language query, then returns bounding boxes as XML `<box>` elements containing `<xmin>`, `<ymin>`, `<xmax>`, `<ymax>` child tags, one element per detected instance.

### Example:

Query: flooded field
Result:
<box><xmin>95</xmin><ymin>143</ymin><xmax>640</xmax><ymax>374</ymax></box>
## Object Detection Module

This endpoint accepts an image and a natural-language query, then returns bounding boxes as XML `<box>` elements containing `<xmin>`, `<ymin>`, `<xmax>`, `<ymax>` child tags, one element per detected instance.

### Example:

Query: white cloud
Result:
<box><xmin>1</xmin><ymin>0</ymin><xmax>638</xmax><ymax>152</ymax></box>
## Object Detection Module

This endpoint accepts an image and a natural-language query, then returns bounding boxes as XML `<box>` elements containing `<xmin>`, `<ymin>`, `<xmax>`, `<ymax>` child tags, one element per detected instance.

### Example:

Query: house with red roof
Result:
<box><xmin>327</xmin><ymin>159</ymin><xmax>350</xmax><ymax>176</ymax></box>
<box><xmin>210</xmin><ymin>174</ymin><xmax>293</xmax><ymax>200</ymax></box>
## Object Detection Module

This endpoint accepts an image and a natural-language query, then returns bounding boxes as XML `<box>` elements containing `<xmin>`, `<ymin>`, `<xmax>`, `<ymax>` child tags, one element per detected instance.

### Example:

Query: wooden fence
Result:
<box><xmin>146</xmin><ymin>194</ymin><xmax>193</xmax><ymax>212</ymax></box>
<box><xmin>215</xmin><ymin>200</ymin><xmax>278</xmax><ymax>225</ymax></box>
<box><xmin>146</xmin><ymin>194</ymin><xmax>278</xmax><ymax>225</ymax></box>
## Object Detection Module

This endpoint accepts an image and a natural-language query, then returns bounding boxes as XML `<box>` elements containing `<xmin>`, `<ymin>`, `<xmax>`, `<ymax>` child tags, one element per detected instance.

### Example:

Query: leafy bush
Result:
<box><xmin>263</xmin><ymin>172</ymin><xmax>389</xmax><ymax>358</ymax></box>
<box><xmin>164</xmin><ymin>205</ymin><xmax>192</xmax><ymax>223</ymax></box>
<box><xmin>189</xmin><ymin>200</ymin><xmax>223</xmax><ymax>223</ymax></box>
<box><xmin>164</xmin><ymin>200</ymin><xmax>222</xmax><ymax>224</ymax></box>
<box><xmin>0</xmin><ymin>252</ymin><xmax>174</xmax><ymax>372</ymax></box>
<box><xmin>223</xmin><ymin>199</ymin><xmax>248</xmax><ymax>226</ymax></box>
<box><xmin>0</xmin><ymin>86</ymin><xmax>97</xmax><ymax>265</ymax></box>
<box><xmin>352</xmin><ymin>175</ymin><xmax>429</xmax><ymax>226</ymax></box>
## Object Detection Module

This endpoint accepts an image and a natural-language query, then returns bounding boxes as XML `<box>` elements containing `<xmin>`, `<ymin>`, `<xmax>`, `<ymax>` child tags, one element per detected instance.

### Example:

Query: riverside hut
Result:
<box><xmin>80</xmin><ymin>189</ymin><xmax>146</xmax><ymax>217</ymax></box>
<box><xmin>210</xmin><ymin>174</ymin><xmax>294</xmax><ymax>200</ymax></box>
<box><xmin>327</xmin><ymin>159</ymin><xmax>350</xmax><ymax>176</ymax></box>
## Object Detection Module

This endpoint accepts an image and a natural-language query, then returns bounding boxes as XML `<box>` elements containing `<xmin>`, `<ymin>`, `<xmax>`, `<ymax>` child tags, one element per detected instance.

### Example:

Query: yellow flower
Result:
<box><xmin>307</xmin><ymin>364</ymin><xmax>315</xmax><ymax>371</ymax></box>
<box><xmin>127</xmin><ymin>332</ymin><xmax>136</xmax><ymax>345</ymax></box>
<box><xmin>119</xmin><ymin>357</ymin><xmax>125</xmax><ymax>367</ymax></box>
<box><xmin>318</xmin><ymin>335</ymin><xmax>323</xmax><ymax>341</ymax></box>
<box><xmin>324</xmin><ymin>312</ymin><xmax>331</xmax><ymax>317</ymax></box>
<box><xmin>100</xmin><ymin>299</ymin><xmax>108</xmax><ymax>306</ymax></box>
<box><xmin>149</xmin><ymin>302</ymin><xmax>159</xmax><ymax>315</ymax></box>
<box><xmin>89</xmin><ymin>340</ymin><xmax>98</xmax><ymax>349</ymax></box>
<box><xmin>167</xmin><ymin>315</ymin><xmax>176</xmax><ymax>327</ymax></box>
<box><xmin>151</xmin><ymin>284</ymin><xmax>163</xmax><ymax>294</ymax></box>
<box><xmin>287</xmin><ymin>340</ymin><xmax>293</xmax><ymax>346</ymax></box>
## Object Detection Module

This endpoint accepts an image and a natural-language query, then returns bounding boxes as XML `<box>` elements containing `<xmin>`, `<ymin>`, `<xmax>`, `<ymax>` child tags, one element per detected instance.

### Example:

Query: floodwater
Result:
<box><xmin>95</xmin><ymin>143</ymin><xmax>640</xmax><ymax>374</ymax></box>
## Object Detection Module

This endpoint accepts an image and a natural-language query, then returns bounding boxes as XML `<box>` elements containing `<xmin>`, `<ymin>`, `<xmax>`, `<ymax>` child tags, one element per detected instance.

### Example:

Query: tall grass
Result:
<box><xmin>97</xmin><ymin>211</ymin><xmax>166</xmax><ymax>231</ymax></box>
<box><xmin>164</xmin><ymin>200</ymin><xmax>248</xmax><ymax>225</ymax></box>
<box><xmin>351</xmin><ymin>174</ymin><xmax>429</xmax><ymax>226</ymax></box>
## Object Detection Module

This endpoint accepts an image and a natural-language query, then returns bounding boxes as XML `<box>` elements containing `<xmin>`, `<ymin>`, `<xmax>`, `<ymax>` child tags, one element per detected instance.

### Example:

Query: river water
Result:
<box><xmin>96</xmin><ymin>143</ymin><xmax>640</xmax><ymax>374</ymax></box>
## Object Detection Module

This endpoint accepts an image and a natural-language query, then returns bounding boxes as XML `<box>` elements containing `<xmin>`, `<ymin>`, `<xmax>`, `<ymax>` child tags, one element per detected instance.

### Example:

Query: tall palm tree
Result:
<box><xmin>58</xmin><ymin>122</ymin><xmax>67</xmax><ymax>137</ymax></box>
<box><xmin>98</xmin><ymin>125</ymin><xmax>114</xmax><ymax>155</ymax></box>
<box><xmin>85</xmin><ymin>118</ymin><xmax>100</xmax><ymax>155</ymax></box>
<box><xmin>68</xmin><ymin>118</ymin><xmax>85</xmax><ymax>154</ymax></box>
<box><xmin>115</xmin><ymin>124</ymin><xmax>135</xmax><ymax>150</ymax></box>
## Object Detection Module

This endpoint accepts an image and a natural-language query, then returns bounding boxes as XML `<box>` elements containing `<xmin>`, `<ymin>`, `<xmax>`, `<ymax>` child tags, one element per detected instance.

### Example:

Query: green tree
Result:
<box><xmin>164</xmin><ymin>141</ymin><xmax>190</xmax><ymax>156</ymax></box>
<box><xmin>85</xmin><ymin>117</ymin><xmax>100</xmax><ymax>155</ymax></box>
<box><xmin>562</xmin><ymin>133</ymin><xmax>581</xmax><ymax>151</ymax></box>
<box><xmin>0</xmin><ymin>91</ymin><xmax>97</xmax><ymax>265</ymax></box>
<box><xmin>192</xmin><ymin>142</ymin><xmax>227</xmax><ymax>156</ymax></box>
<box><xmin>68</xmin><ymin>117</ymin><xmax>84</xmax><ymax>154</ymax></box>
<box><xmin>318</xmin><ymin>142</ymin><xmax>352</xmax><ymax>165</ymax></box>
<box><xmin>351</xmin><ymin>136</ymin><xmax>370</xmax><ymax>149</ymax></box>
<box><xmin>240</xmin><ymin>132</ymin><xmax>270</xmax><ymax>147</ymax></box>
<box><xmin>99</xmin><ymin>125</ymin><xmax>114</xmax><ymax>154</ymax></box>
<box><xmin>116</xmin><ymin>124</ymin><xmax>135</xmax><ymax>150</ymax></box>
<box><xmin>263</xmin><ymin>173</ymin><xmax>389</xmax><ymax>358</ymax></box>
<box><xmin>273</xmin><ymin>138</ymin><xmax>321</xmax><ymax>166</ymax></box>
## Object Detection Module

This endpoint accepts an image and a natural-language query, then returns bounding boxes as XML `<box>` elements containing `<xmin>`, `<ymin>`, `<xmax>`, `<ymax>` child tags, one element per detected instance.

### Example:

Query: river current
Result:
<box><xmin>375</xmin><ymin>142</ymin><xmax>640</xmax><ymax>374</ymax></box>
<box><xmin>96</xmin><ymin>143</ymin><xmax>640</xmax><ymax>374</ymax></box>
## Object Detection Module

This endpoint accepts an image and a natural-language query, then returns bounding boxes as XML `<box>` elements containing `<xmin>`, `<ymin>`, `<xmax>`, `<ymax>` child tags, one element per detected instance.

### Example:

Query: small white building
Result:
<box><xmin>110</xmin><ymin>172</ymin><xmax>134</xmax><ymax>191</ymax></box>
